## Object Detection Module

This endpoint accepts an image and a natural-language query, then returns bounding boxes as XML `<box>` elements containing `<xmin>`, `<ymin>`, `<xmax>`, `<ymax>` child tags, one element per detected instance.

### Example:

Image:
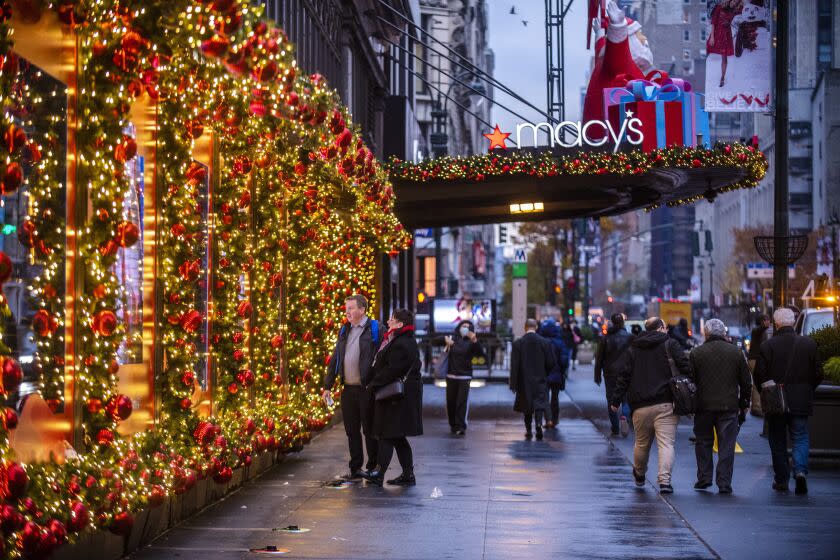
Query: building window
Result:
<box><xmin>418</xmin><ymin>256</ymin><xmax>437</xmax><ymax>297</ymax></box>
<box><xmin>683</xmin><ymin>49</ymin><xmax>691</xmax><ymax>61</ymax></box>
<box><xmin>701</xmin><ymin>28</ymin><xmax>707</xmax><ymax>41</ymax></box>
<box><xmin>700</xmin><ymin>12</ymin><xmax>707</xmax><ymax>23</ymax></box>
<box><xmin>683</xmin><ymin>12</ymin><xmax>691</xmax><ymax>24</ymax></box>
<box><xmin>683</xmin><ymin>29</ymin><xmax>691</xmax><ymax>42</ymax></box>
<box><xmin>817</xmin><ymin>0</ymin><xmax>833</xmax><ymax>70</ymax></box>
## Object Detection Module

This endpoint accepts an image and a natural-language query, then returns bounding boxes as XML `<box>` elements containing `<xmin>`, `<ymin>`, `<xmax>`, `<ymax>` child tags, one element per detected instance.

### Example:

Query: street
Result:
<box><xmin>130</xmin><ymin>365</ymin><xmax>840</xmax><ymax>560</ymax></box>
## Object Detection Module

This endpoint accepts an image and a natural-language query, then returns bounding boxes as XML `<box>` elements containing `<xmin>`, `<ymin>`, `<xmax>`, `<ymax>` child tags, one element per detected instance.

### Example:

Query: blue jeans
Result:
<box><xmin>767</xmin><ymin>414</ymin><xmax>810</xmax><ymax>482</ymax></box>
<box><xmin>604</xmin><ymin>377</ymin><xmax>630</xmax><ymax>433</ymax></box>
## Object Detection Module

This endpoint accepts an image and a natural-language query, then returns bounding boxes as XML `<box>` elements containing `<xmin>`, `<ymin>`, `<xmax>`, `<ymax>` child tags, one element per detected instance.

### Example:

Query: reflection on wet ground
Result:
<box><xmin>130</xmin><ymin>384</ymin><xmax>717</xmax><ymax>560</ymax></box>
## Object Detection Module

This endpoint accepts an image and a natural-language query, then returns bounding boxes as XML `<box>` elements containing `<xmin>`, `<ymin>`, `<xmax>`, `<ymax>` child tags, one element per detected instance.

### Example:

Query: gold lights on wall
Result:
<box><xmin>510</xmin><ymin>201</ymin><xmax>544</xmax><ymax>214</ymax></box>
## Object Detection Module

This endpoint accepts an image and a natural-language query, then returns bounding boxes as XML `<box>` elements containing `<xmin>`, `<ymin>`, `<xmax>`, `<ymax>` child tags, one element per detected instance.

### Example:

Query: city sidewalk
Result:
<box><xmin>129</xmin><ymin>370</ymin><xmax>840</xmax><ymax>560</ymax></box>
<box><xmin>564</xmin><ymin>363</ymin><xmax>840</xmax><ymax>560</ymax></box>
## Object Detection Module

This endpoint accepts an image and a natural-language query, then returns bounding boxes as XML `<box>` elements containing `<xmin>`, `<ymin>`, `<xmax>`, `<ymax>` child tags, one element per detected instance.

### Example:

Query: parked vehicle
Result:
<box><xmin>795</xmin><ymin>308</ymin><xmax>835</xmax><ymax>336</ymax></box>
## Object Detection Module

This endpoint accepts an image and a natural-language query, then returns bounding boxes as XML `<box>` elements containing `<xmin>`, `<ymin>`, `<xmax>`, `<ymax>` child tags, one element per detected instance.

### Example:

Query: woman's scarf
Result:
<box><xmin>377</xmin><ymin>324</ymin><xmax>415</xmax><ymax>352</ymax></box>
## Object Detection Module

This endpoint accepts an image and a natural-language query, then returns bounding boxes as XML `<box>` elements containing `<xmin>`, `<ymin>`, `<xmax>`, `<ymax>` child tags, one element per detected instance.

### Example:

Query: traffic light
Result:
<box><xmin>498</xmin><ymin>224</ymin><xmax>508</xmax><ymax>245</ymax></box>
<box><xmin>417</xmin><ymin>292</ymin><xmax>426</xmax><ymax>304</ymax></box>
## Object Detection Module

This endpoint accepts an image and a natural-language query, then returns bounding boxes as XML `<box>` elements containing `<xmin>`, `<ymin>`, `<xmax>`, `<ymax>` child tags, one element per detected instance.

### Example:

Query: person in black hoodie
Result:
<box><xmin>753</xmin><ymin>308</ymin><xmax>822</xmax><ymax>495</ymax></box>
<box><xmin>364</xmin><ymin>309</ymin><xmax>422</xmax><ymax>486</ymax></box>
<box><xmin>594</xmin><ymin>313</ymin><xmax>634</xmax><ymax>437</ymax></box>
<box><xmin>440</xmin><ymin>320</ymin><xmax>485</xmax><ymax>435</ymax></box>
<box><xmin>611</xmin><ymin>317</ymin><xmax>692</xmax><ymax>494</ymax></box>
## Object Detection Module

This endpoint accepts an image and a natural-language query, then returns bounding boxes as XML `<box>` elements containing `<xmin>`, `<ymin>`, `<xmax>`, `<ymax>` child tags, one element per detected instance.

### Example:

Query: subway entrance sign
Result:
<box><xmin>512</xmin><ymin>247</ymin><xmax>527</xmax><ymax>278</ymax></box>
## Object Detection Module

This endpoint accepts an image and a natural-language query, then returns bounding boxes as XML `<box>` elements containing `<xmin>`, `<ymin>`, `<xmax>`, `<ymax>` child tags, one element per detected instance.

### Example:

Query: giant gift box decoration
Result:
<box><xmin>603</xmin><ymin>71</ymin><xmax>711</xmax><ymax>152</ymax></box>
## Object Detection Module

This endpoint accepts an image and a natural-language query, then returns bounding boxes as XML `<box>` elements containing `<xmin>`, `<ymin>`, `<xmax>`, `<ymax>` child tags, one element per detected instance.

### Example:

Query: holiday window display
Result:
<box><xmin>0</xmin><ymin>1</ymin><xmax>410</xmax><ymax>558</ymax></box>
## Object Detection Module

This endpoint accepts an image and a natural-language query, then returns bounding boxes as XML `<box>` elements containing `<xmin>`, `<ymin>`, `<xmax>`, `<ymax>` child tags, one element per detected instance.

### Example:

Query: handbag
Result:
<box><xmin>375</xmin><ymin>379</ymin><xmax>405</xmax><ymax>401</ymax></box>
<box><xmin>665</xmin><ymin>342</ymin><xmax>697</xmax><ymax>416</ymax></box>
<box><xmin>760</xmin><ymin>338</ymin><xmax>800</xmax><ymax>415</ymax></box>
<box><xmin>433</xmin><ymin>348</ymin><xmax>450</xmax><ymax>379</ymax></box>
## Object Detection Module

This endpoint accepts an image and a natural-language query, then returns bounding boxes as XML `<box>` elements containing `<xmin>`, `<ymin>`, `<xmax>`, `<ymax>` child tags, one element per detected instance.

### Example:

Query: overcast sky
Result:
<box><xmin>487</xmin><ymin>0</ymin><xmax>590</xmax><ymax>136</ymax></box>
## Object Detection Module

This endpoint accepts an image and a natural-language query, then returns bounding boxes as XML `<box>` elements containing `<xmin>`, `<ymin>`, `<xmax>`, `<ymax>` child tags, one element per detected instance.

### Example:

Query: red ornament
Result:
<box><xmin>270</xmin><ymin>334</ymin><xmax>283</xmax><ymax>348</ymax></box>
<box><xmin>32</xmin><ymin>309</ymin><xmax>58</xmax><ymax>337</ymax></box>
<box><xmin>1</xmin><ymin>162</ymin><xmax>23</xmax><ymax>194</ymax></box>
<box><xmin>232</xmin><ymin>331</ymin><xmax>244</xmax><ymax>344</ymax></box>
<box><xmin>0</xmin><ymin>503</ymin><xmax>24</xmax><ymax>533</ymax></box>
<box><xmin>86</xmin><ymin>398</ymin><xmax>103</xmax><ymax>414</ymax></box>
<box><xmin>97</xmin><ymin>428</ymin><xmax>115</xmax><ymax>445</ymax></box>
<box><xmin>106</xmin><ymin>394</ymin><xmax>133</xmax><ymax>421</ymax></box>
<box><xmin>148</xmin><ymin>484</ymin><xmax>166</xmax><ymax>507</ymax></box>
<box><xmin>181</xmin><ymin>370</ymin><xmax>196</xmax><ymax>387</ymax></box>
<box><xmin>237</xmin><ymin>300</ymin><xmax>252</xmax><ymax>318</ymax></box>
<box><xmin>48</xmin><ymin>519</ymin><xmax>67</xmax><ymax>545</ymax></box>
<box><xmin>1</xmin><ymin>357</ymin><xmax>23</xmax><ymax>393</ymax></box>
<box><xmin>184</xmin><ymin>119</ymin><xmax>204</xmax><ymax>140</ymax></box>
<box><xmin>93</xmin><ymin>283</ymin><xmax>107</xmax><ymax>299</ymax></box>
<box><xmin>6</xmin><ymin>462</ymin><xmax>28</xmax><ymax>499</ymax></box>
<box><xmin>99</xmin><ymin>238</ymin><xmax>119</xmax><ymax>257</ymax></box>
<box><xmin>213</xmin><ymin>465</ymin><xmax>233</xmax><ymax>484</ymax></box>
<box><xmin>178</xmin><ymin>259</ymin><xmax>201</xmax><ymax>282</ymax></box>
<box><xmin>252</xmin><ymin>60</ymin><xmax>278</xmax><ymax>82</ymax></box>
<box><xmin>91</xmin><ymin>310</ymin><xmax>117</xmax><ymax>337</ymax></box>
<box><xmin>227</xmin><ymin>382</ymin><xmax>239</xmax><ymax>394</ymax></box>
<box><xmin>109</xmin><ymin>511</ymin><xmax>133</xmax><ymax>537</ymax></box>
<box><xmin>3</xmin><ymin>124</ymin><xmax>27</xmax><ymax>154</ymax></box>
<box><xmin>180</xmin><ymin>309</ymin><xmax>202</xmax><ymax>333</ymax></box>
<box><xmin>692</xmin><ymin>158</ymin><xmax>702</xmax><ymax>168</ymax></box>
<box><xmin>67</xmin><ymin>502</ymin><xmax>89</xmax><ymax>533</ymax></box>
<box><xmin>3</xmin><ymin>407</ymin><xmax>18</xmax><ymax>430</ymax></box>
<box><xmin>114</xmin><ymin>136</ymin><xmax>137</xmax><ymax>163</ymax></box>
<box><xmin>180</xmin><ymin>397</ymin><xmax>192</xmax><ymax>410</ymax></box>
<box><xmin>0</xmin><ymin>251</ymin><xmax>11</xmax><ymax>285</ymax></box>
<box><xmin>117</xmin><ymin>221</ymin><xmax>140</xmax><ymax>248</ymax></box>
<box><xmin>201</xmin><ymin>34</ymin><xmax>229</xmax><ymax>58</ymax></box>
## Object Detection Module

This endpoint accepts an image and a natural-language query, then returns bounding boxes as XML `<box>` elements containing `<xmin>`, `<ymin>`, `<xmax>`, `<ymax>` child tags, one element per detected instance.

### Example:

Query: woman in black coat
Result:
<box><xmin>364</xmin><ymin>309</ymin><xmax>422</xmax><ymax>486</ymax></box>
<box><xmin>436</xmin><ymin>320</ymin><xmax>484</xmax><ymax>435</ymax></box>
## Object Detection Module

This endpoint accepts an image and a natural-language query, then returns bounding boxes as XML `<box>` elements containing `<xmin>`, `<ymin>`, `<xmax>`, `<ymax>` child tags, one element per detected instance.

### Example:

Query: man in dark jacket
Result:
<box><xmin>689</xmin><ymin>319</ymin><xmax>752</xmax><ymax>494</ymax></box>
<box><xmin>511</xmin><ymin>319</ymin><xmax>557</xmax><ymax>440</ymax></box>
<box><xmin>747</xmin><ymin>314</ymin><xmax>771</xmax><ymax>422</ymax></box>
<box><xmin>753</xmin><ymin>308</ymin><xmax>822</xmax><ymax>495</ymax></box>
<box><xmin>594</xmin><ymin>313</ymin><xmax>634</xmax><ymax>437</ymax></box>
<box><xmin>611</xmin><ymin>317</ymin><xmax>692</xmax><ymax>494</ymax></box>
<box><xmin>323</xmin><ymin>294</ymin><xmax>380</xmax><ymax>480</ymax></box>
<box><xmin>537</xmin><ymin>318</ymin><xmax>569</xmax><ymax>428</ymax></box>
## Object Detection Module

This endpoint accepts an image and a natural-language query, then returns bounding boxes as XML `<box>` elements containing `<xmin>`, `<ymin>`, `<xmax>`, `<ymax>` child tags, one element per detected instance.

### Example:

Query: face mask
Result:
<box><xmin>459</xmin><ymin>326</ymin><xmax>470</xmax><ymax>337</ymax></box>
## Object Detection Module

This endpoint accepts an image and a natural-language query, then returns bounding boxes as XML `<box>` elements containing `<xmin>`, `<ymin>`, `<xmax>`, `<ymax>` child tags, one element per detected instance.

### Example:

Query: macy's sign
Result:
<box><xmin>512</xmin><ymin>115</ymin><xmax>643</xmax><ymax>153</ymax></box>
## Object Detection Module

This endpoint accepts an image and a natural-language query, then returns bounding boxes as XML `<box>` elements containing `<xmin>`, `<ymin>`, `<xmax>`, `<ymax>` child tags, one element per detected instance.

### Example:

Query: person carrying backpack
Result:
<box><xmin>611</xmin><ymin>317</ymin><xmax>692</xmax><ymax>494</ymax></box>
<box><xmin>323</xmin><ymin>294</ymin><xmax>380</xmax><ymax>480</ymax></box>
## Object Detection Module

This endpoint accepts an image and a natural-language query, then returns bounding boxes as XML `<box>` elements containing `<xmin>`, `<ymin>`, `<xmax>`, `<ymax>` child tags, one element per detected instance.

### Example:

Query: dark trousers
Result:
<box><xmin>378</xmin><ymin>437</ymin><xmax>413</xmax><ymax>476</ymax></box>
<box><xmin>693</xmin><ymin>411</ymin><xmax>740</xmax><ymax>488</ymax></box>
<box><xmin>446</xmin><ymin>378</ymin><xmax>471</xmax><ymax>431</ymax></box>
<box><xmin>548</xmin><ymin>383</ymin><xmax>562</xmax><ymax>424</ymax></box>
<box><xmin>767</xmin><ymin>414</ymin><xmax>810</xmax><ymax>483</ymax></box>
<box><xmin>341</xmin><ymin>385</ymin><xmax>378</xmax><ymax>471</ymax></box>
<box><xmin>524</xmin><ymin>410</ymin><xmax>544</xmax><ymax>433</ymax></box>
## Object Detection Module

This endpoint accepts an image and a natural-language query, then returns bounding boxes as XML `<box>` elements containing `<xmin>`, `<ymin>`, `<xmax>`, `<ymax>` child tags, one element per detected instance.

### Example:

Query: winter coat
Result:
<box><xmin>537</xmin><ymin>320</ymin><xmax>569</xmax><ymax>386</ymax></box>
<box><xmin>510</xmin><ymin>331</ymin><xmax>556</xmax><ymax>414</ymax></box>
<box><xmin>747</xmin><ymin>325</ymin><xmax>769</xmax><ymax>360</ymax></box>
<box><xmin>753</xmin><ymin>327</ymin><xmax>822</xmax><ymax>416</ymax></box>
<box><xmin>369</xmin><ymin>328</ymin><xmax>423</xmax><ymax>439</ymax></box>
<box><xmin>324</xmin><ymin>318</ymin><xmax>378</xmax><ymax>390</ymax></box>
<box><xmin>611</xmin><ymin>330</ymin><xmax>692</xmax><ymax>410</ymax></box>
<box><xmin>435</xmin><ymin>331</ymin><xmax>485</xmax><ymax>378</ymax></box>
<box><xmin>689</xmin><ymin>337</ymin><xmax>752</xmax><ymax>412</ymax></box>
<box><xmin>593</xmin><ymin>326</ymin><xmax>634</xmax><ymax>385</ymax></box>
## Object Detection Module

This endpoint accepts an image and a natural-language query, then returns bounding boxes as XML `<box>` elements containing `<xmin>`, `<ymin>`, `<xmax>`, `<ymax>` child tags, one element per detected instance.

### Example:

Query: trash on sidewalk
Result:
<box><xmin>430</xmin><ymin>487</ymin><xmax>444</xmax><ymax>498</ymax></box>
<box><xmin>330</xmin><ymin>536</ymin><xmax>348</xmax><ymax>542</ymax></box>
<box><xmin>248</xmin><ymin>545</ymin><xmax>290</xmax><ymax>555</ymax></box>
<box><xmin>324</xmin><ymin>480</ymin><xmax>353</xmax><ymax>489</ymax></box>
<box><xmin>274</xmin><ymin>525</ymin><xmax>310</xmax><ymax>533</ymax></box>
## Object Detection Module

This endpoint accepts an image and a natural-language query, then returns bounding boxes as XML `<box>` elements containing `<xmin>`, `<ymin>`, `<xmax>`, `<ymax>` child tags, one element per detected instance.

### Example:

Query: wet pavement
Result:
<box><xmin>130</xmin><ymin>368</ymin><xmax>840</xmax><ymax>560</ymax></box>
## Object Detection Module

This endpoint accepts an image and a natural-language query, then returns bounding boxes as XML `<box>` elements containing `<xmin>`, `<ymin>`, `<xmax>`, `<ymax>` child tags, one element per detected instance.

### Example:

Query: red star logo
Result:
<box><xmin>483</xmin><ymin>124</ymin><xmax>511</xmax><ymax>150</ymax></box>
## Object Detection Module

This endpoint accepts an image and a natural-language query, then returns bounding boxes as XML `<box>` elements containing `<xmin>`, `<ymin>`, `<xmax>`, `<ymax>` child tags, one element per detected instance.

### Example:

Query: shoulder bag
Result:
<box><xmin>433</xmin><ymin>347</ymin><xmax>450</xmax><ymax>380</ymax></box>
<box><xmin>665</xmin><ymin>342</ymin><xmax>698</xmax><ymax>416</ymax></box>
<box><xmin>375</xmin><ymin>358</ymin><xmax>420</xmax><ymax>402</ymax></box>
<box><xmin>760</xmin><ymin>337</ymin><xmax>800</xmax><ymax>415</ymax></box>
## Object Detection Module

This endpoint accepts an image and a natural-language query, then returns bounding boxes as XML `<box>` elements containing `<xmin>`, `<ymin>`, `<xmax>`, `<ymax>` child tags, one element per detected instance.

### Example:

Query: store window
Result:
<box><xmin>2</xmin><ymin>57</ymin><xmax>68</xmax><ymax>413</ymax></box>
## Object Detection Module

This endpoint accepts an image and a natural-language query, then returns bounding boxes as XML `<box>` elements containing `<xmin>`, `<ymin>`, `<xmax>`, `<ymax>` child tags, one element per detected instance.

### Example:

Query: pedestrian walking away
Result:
<box><xmin>537</xmin><ymin>318</ymin><xmax>570</xmax><ymax>428</ymax></box>
<box><xmin>363</xmin><ymin>309</ymin><xmax>423</xmax><ymax>487</ymax></box>
<box><xmin>748</xmin><ymin>314</ymin><xmax>771</xmax><ymax>432</ymax></box>
<box><xmin>510</xmin><ymin>319</ymin><xmax>557</xmax><ymax>440</ymax></box>
<box><xmin>323</xmin><ymin>294</ymin><xmax>380</xmax><ymax>481</ymax></box>
<box><xmin>570</xmin><ymin>319</ymin><xmax>583</xmax><ymax>370</ymax></box>
<box><xmin>753</xmin><ymin>308</ymin><xmax>822</xmax><ymax>495</ymax></box>
<box><xmin>594</xmin><ymin>313</ymin><xmax>634</xmax><ymax>437</ymax></box>
<box><xmin>435</xmin><ymin>320</ymin><xmax>485</xmax><ymax>435</ymax></box>
<box><xmin>689</xmin><ymin>319</ymin><xmax>752</xmax><ymax>494</ymax></box>
<box><xmin>611</xmin><ymin>317</ymin><xmax>692</xmax><ymax>494</ymax></box>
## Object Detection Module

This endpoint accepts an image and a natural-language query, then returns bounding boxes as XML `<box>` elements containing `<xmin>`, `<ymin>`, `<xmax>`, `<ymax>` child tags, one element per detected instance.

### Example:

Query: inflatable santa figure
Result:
<box><xmin>582</xmin><ymin>0</ymin><xmax>654</xmax><ymax>123</ymax></box>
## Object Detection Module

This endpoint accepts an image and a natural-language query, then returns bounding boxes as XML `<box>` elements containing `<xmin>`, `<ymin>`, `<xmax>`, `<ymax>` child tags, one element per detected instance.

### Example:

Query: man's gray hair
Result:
<box><xmin>773</xmin><ymin>307</ymin><xmax>796</xmax><ymax>328</ymax></box>
<box><xmin>704</xmin><ymin>318</ymin><xmax>727</xmax><ymax>338</ymax></box>
<box><xmin>525</xmin><ymin>318</ymin><xmax>538</xmax><ymax>330</ymax></box>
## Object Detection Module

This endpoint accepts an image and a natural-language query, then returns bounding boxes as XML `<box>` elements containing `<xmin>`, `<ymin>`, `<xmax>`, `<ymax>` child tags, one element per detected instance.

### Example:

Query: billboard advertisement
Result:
<box><xmin>704</xmin><ymin>0</ymin><xmax>771</xmax><ymax>112</ymax></box>
<box><xmin>432</xmin><ymin>298</ymin><xmax>494</xmax><ymax>334</ymax></box>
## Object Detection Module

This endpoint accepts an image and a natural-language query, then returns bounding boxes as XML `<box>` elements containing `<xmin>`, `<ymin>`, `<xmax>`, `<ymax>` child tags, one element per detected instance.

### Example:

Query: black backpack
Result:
<box><xmin>664</xmin><ymin>342</ymin><xmax>698</xmax><ymax>416</ymax></box>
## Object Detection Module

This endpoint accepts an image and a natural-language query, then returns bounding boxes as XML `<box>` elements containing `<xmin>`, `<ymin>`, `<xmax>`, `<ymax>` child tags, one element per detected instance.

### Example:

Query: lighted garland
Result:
<box><xmin>0</xmin><ymin>0</ymin><xmax>410</xmax><ymax>557</ymax></box>
<box><xmin>387</xmin><ymin>144</ymin><xmax>769</xmax><ymax>206</ymax></box>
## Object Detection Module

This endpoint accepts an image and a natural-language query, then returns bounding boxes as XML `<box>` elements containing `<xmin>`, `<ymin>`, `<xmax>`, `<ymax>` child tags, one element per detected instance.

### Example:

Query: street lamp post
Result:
<box><xmin>772</xmin><ymin>0</ymin><xmax>790</xmax><ymax>309</ymax></box>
